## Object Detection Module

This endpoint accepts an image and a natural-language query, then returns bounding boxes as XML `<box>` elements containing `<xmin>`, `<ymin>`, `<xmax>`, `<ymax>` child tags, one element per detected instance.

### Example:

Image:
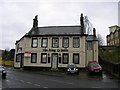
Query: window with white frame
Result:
<box><xmin>32</xmin><ymin>38</ymin><xmax>38</xmax><ymax>48</ymax></box>
<box><xmin>62</xmin><ymin>53</ymin><xmax>69</xmax><ymax>64</ymax></box>
<box><xmin>16</xmin><ymin>54</ymin><xmax>21</xmax><ymax>62</ymax></box>
<box><xmin>31</xmin><ymin>53</ymin><xmax>37</xmax><ymax>63</ymax></box>
<box><xmin>41</xmin><ymin>53</ymin><xmax>47</xmax><ymax>63</ymax></box>
<box><xmin>73</xmin><ymin>53</ymin><xmax>79</xmax><ymax>64</ymax></box>
<box><xmin>52</xmin><ymin>38</ymin><xmax>59</xmax><ymax>48</ymax></box>
<box><xmin>87</xmin><ymin>41</ymin><xmax>92</xmax><ymax>50</ymax></box>
<box><xmin>41</xmin><ymin>38</ymin><xmax>48</xmax><ymax>48</ymax></box>
<box><xmin>62</xmin><ymin>37</ymin><xmax>69</xmax><ymax>48</ymax></box>
<box><xmin>73</xmin><ymin>37</ymin><xmax>80</xmax><ymax>48</ymax></box>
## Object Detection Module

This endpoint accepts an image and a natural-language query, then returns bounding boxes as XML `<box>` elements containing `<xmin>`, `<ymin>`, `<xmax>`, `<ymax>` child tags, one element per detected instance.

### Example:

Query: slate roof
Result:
<box><xmin>86</xmin><ymin>35</ymin><xmax>97</xmax><ymax>41</ymax></box>
<box><xmin>16</xmin><ymin>25</ymin><xmax>97</xmax><ymax>44</ymax></box>
<box><xmin>26</xmin><ymin>26</ymin><xmax>97</xmax><ymax>41</ymax></box>
<box><xmin>27</xmin><ymin>26</ymin><xmax>82</xmax><ymax>36</ymax></box>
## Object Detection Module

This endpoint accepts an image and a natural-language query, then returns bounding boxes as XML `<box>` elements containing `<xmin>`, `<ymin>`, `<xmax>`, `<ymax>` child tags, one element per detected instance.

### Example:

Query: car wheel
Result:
<box><xmin>99</xmin><ymin>71</ymin><xmax>103</xmax><ymax>75</ymax></box>
<box><xmin>66</xmin><ymin>71</ymin><xmax>68</xmax><ymax>74</ymax></box>
<box><xmin>76</xmin><ymin>71</ymin><xmax>79</xmax><ymax>74</ymax></box>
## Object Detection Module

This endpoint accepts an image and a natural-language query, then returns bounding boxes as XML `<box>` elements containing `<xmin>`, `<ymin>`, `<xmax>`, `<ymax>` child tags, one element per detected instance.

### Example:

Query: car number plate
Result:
<box><xmin>95</xmin><ymin>70</ymin><xmax>99</xmax><ymax>72</ymax></box>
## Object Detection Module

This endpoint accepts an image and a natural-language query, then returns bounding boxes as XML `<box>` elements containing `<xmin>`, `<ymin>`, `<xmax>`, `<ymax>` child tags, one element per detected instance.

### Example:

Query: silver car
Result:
<box><xmin>66</xmin><ymin>64</ymin><xmax>79</xmax><ymax>74</ymax></box>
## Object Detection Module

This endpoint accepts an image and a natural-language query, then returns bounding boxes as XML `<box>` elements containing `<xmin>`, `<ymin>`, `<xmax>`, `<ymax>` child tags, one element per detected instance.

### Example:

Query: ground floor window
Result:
<box><xmin>73</xmin><ymin>53</ymin><xmax>79</xmax><ymax>64</ymax></box>
<box><xmin>31</xmin><ymin>53</ymin><xmax>37</xmax><ymax>63</ymax></box>
<box><xmin>16</xmin><ymin>54</ymin><xmax>21</xmax><ymax>62</ymax></box>
<box><xmin>41</xmin><ymin>53</ymin><xmax>47</xmax><ymax>63</ymax></box>
<box><xmin>62</xmin><ymin>53</ymin><xmax>69</xmax><ymax>64</ymax></box>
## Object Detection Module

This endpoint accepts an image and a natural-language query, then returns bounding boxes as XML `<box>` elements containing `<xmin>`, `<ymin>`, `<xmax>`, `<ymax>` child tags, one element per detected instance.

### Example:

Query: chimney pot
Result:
<box><xmin>80</xmin><ymin>13</ymin><xmax>84</xmax><ymax>34</ymax></box>
<box><xmin>93</xmin><ymin>28</ymin><xmax>96</xmax><ymax>37</ymax></box>
<box><xmin>33</xmin><ymin>15</ymin><xmax>38</xmax><ymax>27</ymax></box>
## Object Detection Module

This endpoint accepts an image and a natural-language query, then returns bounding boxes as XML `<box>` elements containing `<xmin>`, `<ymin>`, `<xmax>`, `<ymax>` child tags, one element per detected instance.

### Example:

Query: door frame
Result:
<box><xmin>51</xmin><ymin>53</ymin><xmax>58</xmax><ymax>69</ymax></box>
<box><xmin>20</xmin><ymin>53</ymin><xmax>24</xmax><ymax>68</ymax></box>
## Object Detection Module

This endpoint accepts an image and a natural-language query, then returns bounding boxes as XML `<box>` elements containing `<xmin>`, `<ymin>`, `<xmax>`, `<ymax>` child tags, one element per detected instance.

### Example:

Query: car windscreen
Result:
<box><xmin>90</xmin><ymin>63</ymin><xmax>100</xmax><ymax>67</ymax></box>
<box><xmin>67</xmin><ymin>65</ymin><xmax>76</xmax><ymax>68</ymax></box>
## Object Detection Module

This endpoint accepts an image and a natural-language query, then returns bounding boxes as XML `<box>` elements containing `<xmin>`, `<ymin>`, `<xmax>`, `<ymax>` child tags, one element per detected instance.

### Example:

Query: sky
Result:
<box><xmin>118</xmin><ymin>1</ymin><xmax>120</xmax><ymax>26</ymax></box>
<box><xmin>0</xmin><ymin>0</ymin><xmax>119</xmax><ymax>50</ymax></box>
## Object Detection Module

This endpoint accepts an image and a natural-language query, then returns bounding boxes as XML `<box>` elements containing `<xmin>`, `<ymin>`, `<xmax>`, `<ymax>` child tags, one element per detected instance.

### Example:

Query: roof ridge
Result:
<box><xmin>38</xmin><ymin>25</ymin><xmax>81</xmax><ymax>28</ymax></box>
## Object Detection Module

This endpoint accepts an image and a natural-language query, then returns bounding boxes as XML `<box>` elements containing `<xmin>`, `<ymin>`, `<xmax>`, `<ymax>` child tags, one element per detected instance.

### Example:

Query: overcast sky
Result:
<box><xmin>0</xmin><ymin>0</ymin><xmax>119</xmax><ymax>50</ymax></box>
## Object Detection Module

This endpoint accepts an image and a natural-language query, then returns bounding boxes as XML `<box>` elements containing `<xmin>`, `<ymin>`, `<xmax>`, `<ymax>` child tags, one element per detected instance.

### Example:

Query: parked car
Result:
<box><xmin>0</xmin><ymin>65</ymin><xmax>7</xmax><ymax>79</ymax></box>
<box><xmin>66</xmin><ymin>64</ymin><xmax>79</xmax><ymax>74</ymax></box>
<box><xmin>86</xmin><ymin>61</ymin><xmax>102</xmax><ymax>75</ymax></box>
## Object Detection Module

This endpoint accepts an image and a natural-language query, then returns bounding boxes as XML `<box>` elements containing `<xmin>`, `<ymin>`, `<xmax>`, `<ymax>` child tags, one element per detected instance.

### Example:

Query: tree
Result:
<box><xmin>9</xmin><ymin>49</ymin><xmax>15</xmax><ymax>60</ymax></box>
<box><xmin>2</xmin><ymin>49</ymin><xmax>10</xmax><ymax>60</ymax></box>
<box><xmin>97</xmin><ymin>34</ymin><xmax>104</xmax><ymax>46</ymax></box>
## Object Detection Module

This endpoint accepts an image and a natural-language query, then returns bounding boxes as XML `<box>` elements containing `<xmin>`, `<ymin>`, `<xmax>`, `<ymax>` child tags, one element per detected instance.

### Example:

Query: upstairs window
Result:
<box><xmin>62</xmin><ymin>38</ymin><xmax>69</xmax><ymax>48</ymax></box>
<box><xmin>32</xmin><ymin>38</ymin><xmax>38</xmax><ymax>48</ymax></box>
<box><xmin>41</xmin><ymin>38</ymin><xmax>48</xmax><ymax>48</ymax></box>
<box><xmin>73</xmin><ymin>37</ymin><xmax>80</xmax><ymax>48</ymax></box>
<box><xmin>87</xmin><ymin>41</ymin><xmax>92</xmax><ymax>50</ymax></box>
<box><xmin>52</xmin><ymin>38</ymin><xmax>59</xmax><ymax>48</ymax></box>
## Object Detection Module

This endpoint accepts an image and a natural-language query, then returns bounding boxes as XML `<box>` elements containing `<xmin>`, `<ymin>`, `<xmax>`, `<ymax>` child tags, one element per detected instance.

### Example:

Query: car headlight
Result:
<box><xmin>76</xmin><ymin>68</ymin><xmax>78</xmax><ymax>71</ymax></box>
<box><xmin>67</xmin><ymin>69</ymin><xmax>70</xmax><ymax>71</ymax></box>
<box><xmin>91</xmin><ymin>68</ymin><xmax>94</xmax><ymax>71</ymax></box>
<box><xmin>3</xmin><ymin>70</ymin><xmax>6</xmax><ymax>73</ymax></box>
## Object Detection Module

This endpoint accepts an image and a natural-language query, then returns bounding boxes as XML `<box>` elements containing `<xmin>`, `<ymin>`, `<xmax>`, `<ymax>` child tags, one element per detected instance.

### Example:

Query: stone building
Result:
<box><xmin>106</xmin><ymin>25</ymin><xmax>120</xmax><ymax>46</ymax></box>
<box><xmin>14</xmin><ymin>14</ymin><xmax>98</xmax><ymax>69</ymax></box>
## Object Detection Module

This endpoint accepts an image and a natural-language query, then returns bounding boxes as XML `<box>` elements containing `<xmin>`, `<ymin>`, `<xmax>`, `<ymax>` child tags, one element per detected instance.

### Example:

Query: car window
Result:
<box><xmin>68</xmin><ymin>64</ymin><xmax>76</xmax><ymax>68</ymax></box>
<box><xmin>90</xmin><ymin>63</ymin><xmax>99</xmax><ymax>67</ymax></box>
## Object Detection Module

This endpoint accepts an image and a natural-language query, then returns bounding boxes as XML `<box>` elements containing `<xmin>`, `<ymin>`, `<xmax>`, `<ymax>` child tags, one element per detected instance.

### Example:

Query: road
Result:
<box><xmin>1</xmin><ymin>67</ymin><xmax>120</xmax><ymax>89</ymax></box>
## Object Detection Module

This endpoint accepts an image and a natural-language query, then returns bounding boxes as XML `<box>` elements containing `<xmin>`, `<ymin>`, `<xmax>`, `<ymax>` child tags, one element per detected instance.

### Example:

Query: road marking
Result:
<box><xmin>6</xmin><ymin>80</ymin><xmax>10</xmax><ymax>82</ymax></box>
<box><xmin>26</xmin><ymin>82</ymin><xmax>32</xmax><ymax>84</ymax></box>
<box><xmin>91</xmin><ymin>86</ymin><xmax>101</xmax><ymax>88</ymax></box>
<box><xmin>43</xmin><ymin>87</ymin><xmax>48</xmax><ymax>88</ymax></box>
<box><xmin>45</xmin><ymin>79</ymin><xmax>73</xmax><ymax>85</ymax></box>
<box><xmin>34</xmin><ymin>84</ymin><xmax>41</xmax><ymax>87</ymax></box>
<box><xmin>20</xmin><ymin>80</ymin><xmax>25</xmax><ymax>83</ymax></box>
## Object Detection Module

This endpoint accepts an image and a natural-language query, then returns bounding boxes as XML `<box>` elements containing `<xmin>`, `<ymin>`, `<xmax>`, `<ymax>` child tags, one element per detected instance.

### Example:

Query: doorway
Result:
<box><xmin>51</xmin><ymin>53</ymin><xmax>58</xmax><ymax>69</ymax></box>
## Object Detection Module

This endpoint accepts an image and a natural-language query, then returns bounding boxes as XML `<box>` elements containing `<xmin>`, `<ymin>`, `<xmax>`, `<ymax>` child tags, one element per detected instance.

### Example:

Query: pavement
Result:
<box><xmin>7</xmin><ymin>67</ymin><xmax>89</xmax><ymax>77</ymax></box>
<box><xmin>7</xmin><ymin>67</ymin><xmax>66</xmax><ymax>77</ymax></box>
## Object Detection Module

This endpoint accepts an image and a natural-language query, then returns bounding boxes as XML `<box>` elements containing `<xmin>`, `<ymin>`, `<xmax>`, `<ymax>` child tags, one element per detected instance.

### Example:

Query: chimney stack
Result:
<box><xmin>33</xmin><ymin>15</ymin><xmax>38</xmax><ymax>27</ymax></box>
<box><xmin>80</xmin><ymin>13</ymin><xmax>84</xmax><ymax>34</ymax></box>
<box><xmin>93</xmin><ymin>28</ymin><xmax>96</xmax><ymax>37</ymax></box>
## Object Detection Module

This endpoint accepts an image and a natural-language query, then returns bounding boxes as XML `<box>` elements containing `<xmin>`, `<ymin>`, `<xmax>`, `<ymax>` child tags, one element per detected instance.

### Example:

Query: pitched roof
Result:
<box><xmin>27</xmin><ymin>26</ymin><xmax>82</xmax><ymax>36</ymax></box>
<box><xmin>16</xmin><ymin>25</ymin><xmax>98</xmax><ymax>45</ymax></box>
<box><xmin>86</xmin><ymin>35</ymin><xmax>97</xmax><ymax>41</ymax></box>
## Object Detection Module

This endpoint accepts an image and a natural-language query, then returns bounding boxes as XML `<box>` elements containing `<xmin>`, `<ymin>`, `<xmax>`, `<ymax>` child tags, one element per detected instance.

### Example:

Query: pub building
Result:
<box><xmin>14</xmin><ymin>13</ymin><xmax>98</xmax><ymax>70</ymax></box>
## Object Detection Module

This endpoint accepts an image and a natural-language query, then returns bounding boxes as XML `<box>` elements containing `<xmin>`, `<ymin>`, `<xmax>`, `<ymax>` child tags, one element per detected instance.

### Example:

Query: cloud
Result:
<box><xmin>0</xmin><ymin>0</ymin><xmax>118</xmax><ymax>49</ymax></box>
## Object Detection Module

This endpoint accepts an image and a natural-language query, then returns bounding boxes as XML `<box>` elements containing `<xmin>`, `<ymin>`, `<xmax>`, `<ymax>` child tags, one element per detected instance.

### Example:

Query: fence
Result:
<box><xmin>99</xmin><ymin>58</ymin><xmax>120</xmax><ymax>78</ymax></box>
<box><xmin>2</xmin><ymin>60</ymin><xmax>14</xmax><ymax>67</ymax></box>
